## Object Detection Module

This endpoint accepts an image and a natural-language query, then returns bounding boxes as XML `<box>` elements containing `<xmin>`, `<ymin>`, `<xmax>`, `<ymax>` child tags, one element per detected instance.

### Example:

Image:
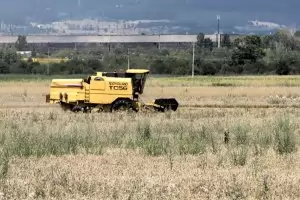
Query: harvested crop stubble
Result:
<box><xmin>0</xmin><ymin>108</ymin><xmax>299</xmax><ymax>199</ymax></box>
<box><xmin>0</xmin><ymin>75</ymin><xmax>300</xmax><ymax>199</ymax></box>
<box><xmin>2</xmin><ymin>81</ymin><xmax>300</xmax><ymax>107</ymax></box>
<box><xmin>1</xmin><ymin>145</ymin><xmax>300</xmax><ymax>199</ymax></box>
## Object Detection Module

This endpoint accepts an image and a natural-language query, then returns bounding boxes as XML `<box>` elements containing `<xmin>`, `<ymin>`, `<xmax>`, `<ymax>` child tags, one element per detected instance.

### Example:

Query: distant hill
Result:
<box><xmin>0</xmin><ymin>0</ymin><xmax>298</xmax><ymax>33</ymax></box>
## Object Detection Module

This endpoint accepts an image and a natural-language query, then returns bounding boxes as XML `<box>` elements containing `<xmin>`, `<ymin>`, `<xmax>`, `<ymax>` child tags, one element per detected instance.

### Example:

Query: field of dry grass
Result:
<box><xmin>2</xmin><ymin>75</ymin><xmax>300</xmax><ymax>107</ymax></box>
<box><xmin>0</xmin><ymin>75</ymin><xmax>300</xmax><ymax>199</ymax></box>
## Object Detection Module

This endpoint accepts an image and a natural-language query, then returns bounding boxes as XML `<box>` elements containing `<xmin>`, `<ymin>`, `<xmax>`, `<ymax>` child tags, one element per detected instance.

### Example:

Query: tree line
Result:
<box><xmin>0</xmin><ymin>30</ymin><xmax>300</xmax><ymax>75</ymax></box>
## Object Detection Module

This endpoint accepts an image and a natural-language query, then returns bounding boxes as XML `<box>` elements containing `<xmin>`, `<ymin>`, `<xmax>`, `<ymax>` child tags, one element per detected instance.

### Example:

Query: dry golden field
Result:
<box><xmin>0</xmin><ymin>75</ymin><xmax>300</xmax><ymax>199</ymax></box>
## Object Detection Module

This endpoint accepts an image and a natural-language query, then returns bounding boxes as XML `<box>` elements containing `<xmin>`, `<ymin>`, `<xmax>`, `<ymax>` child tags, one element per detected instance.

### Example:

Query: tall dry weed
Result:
<box><xmin>0</xmin><ymin>148</ymin><xmax>9</xmax><ymax>180</ymax></box>
<box><xmin>273</xmin><ymin>115</ymin><xmax>297</xmax><ymax>155</ymax></box>
<box><xmin>0</xmin><ymin>108</ymin><xmax>299</xmax><ymax>162</ymax></box>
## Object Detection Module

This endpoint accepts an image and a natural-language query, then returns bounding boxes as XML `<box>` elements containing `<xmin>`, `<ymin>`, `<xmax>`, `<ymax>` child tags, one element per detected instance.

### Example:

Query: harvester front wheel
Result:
<box><xmin>111</xmin><ymin>99</ymin><xmax>137</xmax><ymax>113</ymax></box>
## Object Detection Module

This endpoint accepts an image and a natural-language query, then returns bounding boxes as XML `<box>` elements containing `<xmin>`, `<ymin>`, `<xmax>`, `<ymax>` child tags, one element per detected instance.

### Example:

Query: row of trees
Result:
<box><xmin>192</xmin><ymin>30</ymin><xmax>300</xmax><ymax>75</ymax></box>
<box><xmin>0</xmin><ymin>30</ymin><xmax>300</xmax><ymax>75</ymax></box>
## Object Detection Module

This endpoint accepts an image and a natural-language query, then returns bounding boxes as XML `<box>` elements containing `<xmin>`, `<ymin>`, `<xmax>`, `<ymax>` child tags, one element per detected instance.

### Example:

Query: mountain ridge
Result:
<box><xmin>0</xmin><ymin>0</ymin><xmax>298</xmax><ymax>34</ymax></box>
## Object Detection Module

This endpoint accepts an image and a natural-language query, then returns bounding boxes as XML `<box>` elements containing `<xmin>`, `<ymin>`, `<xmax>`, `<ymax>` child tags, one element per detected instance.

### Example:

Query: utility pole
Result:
<box><xmin>127</xmin><ymin>48</ymin><xmax>130</xmax><ymax>69</ymax></box>
<box><xmin>47</xmin><ymin>46</ymin><xmax>50</xmax><ymax>75</ymax></box>
<box><xmin>158</xmin><ymin>34</ymin><xmax>161</xmax><ymax>49</ymax></box>
<box><xmin>217</xmin><ymin>15</ymin><xmax>221</xmax><ymax>48</ymax></box>
<box><xmin>192</xmin><ymin>42</ymin><xmax>195</xmax><ymax>78</ymax></box>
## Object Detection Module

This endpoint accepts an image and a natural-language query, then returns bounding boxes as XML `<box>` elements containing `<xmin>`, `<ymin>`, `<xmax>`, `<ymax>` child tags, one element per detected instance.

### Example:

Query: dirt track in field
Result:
<box><xmin>1</xmin><ymin>84</ymin><xmax>300</xmax><ymax>111</ymax></box>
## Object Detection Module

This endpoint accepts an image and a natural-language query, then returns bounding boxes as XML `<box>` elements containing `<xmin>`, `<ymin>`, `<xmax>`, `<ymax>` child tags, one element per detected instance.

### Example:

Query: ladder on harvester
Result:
<box><xmin>84</xmin><ymin>85</ymin><xmax>90</xmax><ymax>103</ymax></box>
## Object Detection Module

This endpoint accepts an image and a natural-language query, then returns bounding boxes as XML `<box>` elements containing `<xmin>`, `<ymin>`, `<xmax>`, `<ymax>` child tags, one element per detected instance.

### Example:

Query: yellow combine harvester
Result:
<box><xmin>45</xmin><ymin>69</ymin><xmax>179</xmax><ymax>113</ymax></box>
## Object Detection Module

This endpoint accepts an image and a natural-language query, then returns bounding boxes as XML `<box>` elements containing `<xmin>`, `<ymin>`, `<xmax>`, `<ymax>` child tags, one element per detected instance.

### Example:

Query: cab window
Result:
<box><xmin>94</xmin><ymin>77</ymin><xmax>104</xmax><ymax>81</ymax></box>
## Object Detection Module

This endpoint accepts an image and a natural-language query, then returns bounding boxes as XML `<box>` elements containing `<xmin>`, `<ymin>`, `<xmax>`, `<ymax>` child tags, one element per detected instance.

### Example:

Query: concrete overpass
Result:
<box><xmin>0</xmin><ymin>34</ymin><xmax>218</xmax><ymax>44</ymax></box>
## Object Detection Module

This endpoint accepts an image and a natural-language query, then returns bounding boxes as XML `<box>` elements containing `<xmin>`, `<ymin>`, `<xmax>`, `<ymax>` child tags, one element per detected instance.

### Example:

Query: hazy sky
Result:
<box><xmin>0</xmin><ymin>0</ymin><xmax>298</xmax><ymax>27</ymax></box>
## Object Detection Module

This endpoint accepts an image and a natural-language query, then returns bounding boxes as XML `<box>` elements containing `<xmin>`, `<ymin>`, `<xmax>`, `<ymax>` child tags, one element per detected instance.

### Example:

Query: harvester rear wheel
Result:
<box><xmin>111</xmin><ymin>99</ymin><xmax>137</xmax><ymax>113</ymax></box>
<box><xmin>60</xmin><ymin>102</ymin><xmax>73</xmax><ymax>112</ymax></box>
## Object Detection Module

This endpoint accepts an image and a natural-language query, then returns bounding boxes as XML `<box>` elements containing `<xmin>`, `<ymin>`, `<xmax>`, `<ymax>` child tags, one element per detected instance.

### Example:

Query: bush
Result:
<box><xmin>275</xmin><ymin>60</ymin><xmax>291</xmax><ymax>75</ymax></box>
<box><xmin>199</xmin><ymin>62</ymin><xmax>217</xmax><ymax>75</ymax></box>
<box><xmin>273</xmin><ymin>116</ymin><xmax>297</xmax><ymax>154</ymax></box>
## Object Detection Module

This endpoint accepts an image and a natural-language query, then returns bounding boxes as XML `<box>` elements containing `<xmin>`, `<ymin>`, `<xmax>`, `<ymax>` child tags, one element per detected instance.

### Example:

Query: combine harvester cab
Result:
<box><xmin>46</xmin><ymin>69</ymin><xmax>179</xmax><ymax>113</ymax></box>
